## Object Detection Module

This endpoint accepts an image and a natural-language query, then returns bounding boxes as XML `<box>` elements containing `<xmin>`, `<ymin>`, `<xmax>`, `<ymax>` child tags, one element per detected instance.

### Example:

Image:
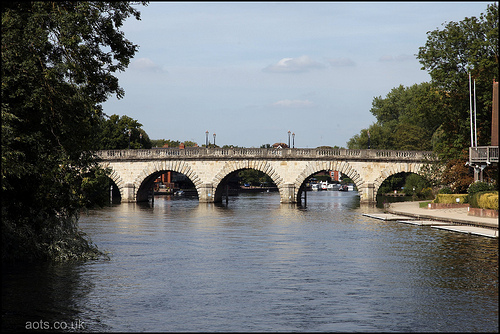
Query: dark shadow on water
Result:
<box><xmin>1</xmin><ymin>262</ymin><xmax>95</xmax><ymax>332</ymax></box>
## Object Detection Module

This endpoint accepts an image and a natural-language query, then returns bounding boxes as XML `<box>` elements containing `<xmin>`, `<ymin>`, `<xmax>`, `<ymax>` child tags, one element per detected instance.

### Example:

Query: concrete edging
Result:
<box><xmin>386</xmin><ymin>204</ymin><xmax>498</xmax><ymax>230</ymax></box>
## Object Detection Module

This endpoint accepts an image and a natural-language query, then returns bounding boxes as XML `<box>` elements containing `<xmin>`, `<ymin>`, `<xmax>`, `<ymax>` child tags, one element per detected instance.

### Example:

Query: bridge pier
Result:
<box><xmin>280</xmin><ymin>183</ymin><xmax>296</xmax><ymax>204</ymax></box>
<box><xmin>358</xmin><ymin>183</ymin><xmax>376</xmax><ymax>205</ymax></box>
<box><xmin>198</xmin><ymin>183</ymin><xmax>214</xmax><ymax>203</ymax></box>
<box><xmin>122</xmin><ymin>183</ymin><xmax>136</xmax><ymax>203</ymax></box>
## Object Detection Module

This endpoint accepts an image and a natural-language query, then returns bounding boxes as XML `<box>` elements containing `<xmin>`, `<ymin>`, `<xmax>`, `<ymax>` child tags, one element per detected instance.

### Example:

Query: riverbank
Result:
<box><xmin>382</xmin><ymin>200</ymin><xmax>498</xmax><ymax>238</ymax></box>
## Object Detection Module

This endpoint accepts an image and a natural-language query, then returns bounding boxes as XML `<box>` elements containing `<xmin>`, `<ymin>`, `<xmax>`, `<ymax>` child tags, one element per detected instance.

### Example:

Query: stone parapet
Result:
<box><xmin>97</xmin><ymin>148</ymin><xmax>433</xmax><ymax>162</ymax></box>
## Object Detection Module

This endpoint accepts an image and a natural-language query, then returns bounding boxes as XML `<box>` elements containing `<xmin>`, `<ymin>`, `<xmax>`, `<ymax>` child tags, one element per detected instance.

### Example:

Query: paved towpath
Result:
<box><xmin>385</xmin><ymin>201</ymin><xmax>498</xmax><ymax>229</ymax></box>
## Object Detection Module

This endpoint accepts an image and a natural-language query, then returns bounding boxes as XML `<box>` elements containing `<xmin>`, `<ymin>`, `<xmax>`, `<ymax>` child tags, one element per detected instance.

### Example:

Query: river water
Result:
<box><xmin>2</xmin><ymin>191</ymin><xmax>498</xmax><ymax>332</ymax></box>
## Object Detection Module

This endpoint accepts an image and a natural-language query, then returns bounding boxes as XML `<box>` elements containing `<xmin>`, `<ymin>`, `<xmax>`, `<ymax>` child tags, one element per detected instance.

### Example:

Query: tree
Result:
<box><xmin>150</xmin><ymin>139</ymin><xmax>198</xmax><ymax>148</ymax></box>
<box><xmin>347</xmin><ymin>82</ymin><xmax>444</xmax><ymax>150</ymax></box>
<box><xmin>238</xmin><ymin>169</ymin><xmax>274</xmax><ymax>186</ymax></box>
<box><xmin>98</xmin><ymin>114</ymin><xmax>152</xmax><ymax>149</ymax></box>
<box><xmin>417</xmin><ymin>3</ymin><xmax>498</xmax><ymax>158</ymax></box>
<box><xmin>441</xmin><ymin>157</ymin><xmax>475</xmax><ymax>194</ymax></box>
<box><xmin>403</xmin><ymin>173</ymin><xmax>432</xmax><ymax>199</ymax></box>
<box><xmin>1</xmin><ymin>2</ymin><xmax>145</xmax><ymax>262</ymax></box>
<box><xmin>417</xmin><ymin>3</ymin><xmax>498</xmax><ymax>191</ymax></box>
<box><xmin>151</xmin><ymin>139</ymin><xmax>180</xmax><ymax>148</ymax></box>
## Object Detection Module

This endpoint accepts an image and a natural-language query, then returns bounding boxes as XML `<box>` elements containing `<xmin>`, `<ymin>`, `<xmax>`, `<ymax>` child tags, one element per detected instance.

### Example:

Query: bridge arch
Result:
<box><xmin>293</xmin><ymin>160</ymin><xmax>364</xmax><ymax>202</ymax></box>
<box><xmin>211</xmin><ymin>160</ymin><xmax>284</xmax><ymax>202</ymax></box>
<box><xmin>97</xmin><ymin>148</ymin><xmax>433</xmax><ymax>204</ymax></box>
<box><xmin>372</xmin><ymin>162</ymin><xmax>424</xmax><ymax>197</ymax></box>
<box><xmin>132</xmin><ymin>161</ymin><xmax>203</xmax><ymax>202</ymax></box>
<box><xmin>99</xmin><ymin>163</ymin><xmax>126</xmax><ymax>201</ymax></box>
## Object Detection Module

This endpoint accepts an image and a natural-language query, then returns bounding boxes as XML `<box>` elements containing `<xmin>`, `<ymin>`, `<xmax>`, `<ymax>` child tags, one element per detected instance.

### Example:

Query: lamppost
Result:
<box><xmin>139</xmin><ymin>133</ymin><xmax>142</xmax><ymax>148</ymax></box>
<box><xmin>213</xmin><ymin>133</ymin><xmax>216</xmax><ymax>147</ymax></box>
<box><xmin>128</xmin><ymin>129</ymin><xmax>131</xmax><ymax>149</ymax></box>
<box><xmin>205</xmin><ymin>131</ymin><xmax>209</xmax><ymax>147</ymax></box>
<box><xmin>367</xmin><ymin>130</ymin><xmax>371</xmax><ymax>149</ymax></box>
<box><xmin>292</xmin><ymin>132</ymin><xmax>295</xmax><ymax>148</ymax></box>
<box><xmin>288</xmin><ymin>130</ymin><xmax>291</xmax><ymax>148</ymax></box>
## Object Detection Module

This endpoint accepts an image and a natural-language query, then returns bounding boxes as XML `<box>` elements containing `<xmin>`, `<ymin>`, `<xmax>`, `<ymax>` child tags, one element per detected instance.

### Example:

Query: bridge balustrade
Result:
<box><xmin>97</xmin><ymin>148</ymin><xmax>433</xmax><ymax>161</ymax></box>
<box><xmin>395</xmin><ymin>151</ymin><xmax>417</xmax><ymax>158</ymax></box>
<box><xmin>376</xmin><ymin>150</ymin><xmax>393</xmax><ymax>157</ymax></box>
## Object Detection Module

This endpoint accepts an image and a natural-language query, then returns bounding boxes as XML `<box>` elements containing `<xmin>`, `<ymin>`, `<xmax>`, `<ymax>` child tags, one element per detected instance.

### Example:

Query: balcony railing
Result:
<box><xmin>469</xmin><ymin>146</ymin><xmax>499</xmax><ymax>164</ymax></box>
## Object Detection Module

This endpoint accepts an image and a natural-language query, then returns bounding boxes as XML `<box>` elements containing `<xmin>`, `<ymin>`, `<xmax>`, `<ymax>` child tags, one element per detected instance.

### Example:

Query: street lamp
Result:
<box><xmin>292</xmin><ymin>132</ymin><xmax>295</xmax><ymax>148</ymax></box>
<box><xmin>213</xmin><ymin>133</ymin><xmax>216</xmax><ymax>147</ymax></box>
<box><xmin>128</xmin><ymin>129</ymin><xmax>131</xmax><ymax>149</ymax></box>
<box><xmin>139</xmin><ymin>133</ymin><xmax>142</xmax><ymax>148</ymax></box>
<box><xmin>205</xmin><ymin>131</ymin><xmax>209</xmax><ymax>147</ymax></box>
<box><xmin>288</xmin><ymin>130</ymin><xmax>291</xmax><ymax>148</ymax></box>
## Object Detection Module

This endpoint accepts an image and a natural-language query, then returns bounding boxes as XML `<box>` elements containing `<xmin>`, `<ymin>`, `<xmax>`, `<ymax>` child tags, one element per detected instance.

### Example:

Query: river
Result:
<box><xmin>2</xmin><ymin>191</ymin><xmax>498</xmax><ymax>332</ymax></box>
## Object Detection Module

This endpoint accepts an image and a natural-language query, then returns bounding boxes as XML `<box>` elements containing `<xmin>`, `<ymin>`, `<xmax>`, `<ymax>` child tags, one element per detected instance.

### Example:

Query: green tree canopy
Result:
<box><xmin>98</xmin><ymin>114</ymin><xmax>152</xmax><ymax>149</ymax></box>
<box><xmin>348</xmin><ymin>4</ymin><xmax>498</xmax><ymax>192</ymax></box>
<box><xmin>1</xmin><ymin>1</ymin><xmax>145</xmax><ymax>262</ymax></box>
<box><xmin>417</xmin><ymin>3</ymin><xmax>498</xmax><ymax>159</ymax></box>
<box><xmin>150</xmin><ymin>139</ymin><xmax>198</xmax><ymax>148</ymax></box>
<box><xmin>347</xmin><ymin>82</ymin><xmax>444</xmax><ymax>151</ymax></box>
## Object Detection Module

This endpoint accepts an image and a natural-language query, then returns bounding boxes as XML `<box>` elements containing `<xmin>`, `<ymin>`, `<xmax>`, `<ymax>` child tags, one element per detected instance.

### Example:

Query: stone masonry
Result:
<box><xmin>97</xmin><ymin>148</ymin><xmax>433</xmax><ymax>205</ymax></box>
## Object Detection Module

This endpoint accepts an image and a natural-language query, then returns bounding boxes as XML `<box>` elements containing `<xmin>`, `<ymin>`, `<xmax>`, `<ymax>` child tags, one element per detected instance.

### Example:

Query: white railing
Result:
<box><xmin>469</xmin><ymin>146</ymin><xmax>499</xmax><ymax>164</ymax></box>
<box><xmin>96</xmin><ymin>148</ymin><xmax>433</xmax><ymax>162</ymax></box>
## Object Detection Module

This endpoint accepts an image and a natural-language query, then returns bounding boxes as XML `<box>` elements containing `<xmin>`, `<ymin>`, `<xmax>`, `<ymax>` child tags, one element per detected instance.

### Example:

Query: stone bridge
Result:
<box><xmin>96</xmin><ymin>147</ymin><xmax>434</xmax><ymax>205</ymax></box>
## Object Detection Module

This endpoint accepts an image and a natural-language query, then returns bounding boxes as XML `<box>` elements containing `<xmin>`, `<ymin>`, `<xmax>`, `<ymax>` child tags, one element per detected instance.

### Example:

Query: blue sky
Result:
<box><xmin>102</xmin><ymin>1</ymin><xmax>493</xmax><ymax>148</ymax></box>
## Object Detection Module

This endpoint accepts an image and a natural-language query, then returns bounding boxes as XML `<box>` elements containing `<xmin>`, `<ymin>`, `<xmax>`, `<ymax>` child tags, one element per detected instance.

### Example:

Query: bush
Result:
<box><xmin>469</xmin><ymin>191</ymin><xmax>498</xmax><ymax>210</ymax></box>
<box><xmin>468</xmin><ymin>181</ymin><xmax>494</xmax><ymax>196</ymax></box>
<box><xmin>433</xmin><ymin>194</ymin><xmax>468</xmax><ymax>204</ymax></box>
<box><xmin>479</xmin><ymin>193</ymin><xmax>499</xmax><ymax>210</ymax></box>
<box><xmin>438</xmin><ymin>187</ymin><xmax>453</xmax><ymax>194</ymax></box>
<box><xmin>419</xmin><ymin>187</ymin><xmax>434</xmax><ymax>200</ymax></box>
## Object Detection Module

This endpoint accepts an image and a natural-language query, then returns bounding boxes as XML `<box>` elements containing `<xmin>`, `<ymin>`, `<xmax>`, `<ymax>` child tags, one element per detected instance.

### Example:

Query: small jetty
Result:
<box><xmin>362</xmin><ymin>213</ymin><xmax>498</xmax><ymax>238</ymax></box>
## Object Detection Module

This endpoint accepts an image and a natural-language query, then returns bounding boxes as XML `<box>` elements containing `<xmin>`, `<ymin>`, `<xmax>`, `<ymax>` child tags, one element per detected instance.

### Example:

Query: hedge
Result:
<box><xmin>469</xmin><ymin>191</ymin><xmax>498</xmax><ymax>210</ymax></box>
<box><xmin>433</xmin><ymin>194</ymin><xmax>469</xmax><ymax>204</ymax></box>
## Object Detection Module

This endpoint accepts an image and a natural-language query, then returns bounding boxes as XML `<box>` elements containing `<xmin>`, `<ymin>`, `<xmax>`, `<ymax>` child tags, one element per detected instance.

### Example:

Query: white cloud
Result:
<box><xmin>378</xmin><ymin>54</ymin><xmax>414</xmax><ymax>62</ymax></box>
<box><xmin>327</xmin><ymin>57</ymin><xmax>356</xmax><ymax>67</ymax></box>
<box><xmin>272</xmin><ymin>99</ymin><xmax>315</xmax><ymax>108</ymax></box>
<box><xmin>129</xmin><ymin>58</ymin><xmax>165</xmax><ymax>73</ymax></box>
<box><xmin>263</xmin><ymin>56</ymin><xmax>326</xmax><ymax>73</ymax></box>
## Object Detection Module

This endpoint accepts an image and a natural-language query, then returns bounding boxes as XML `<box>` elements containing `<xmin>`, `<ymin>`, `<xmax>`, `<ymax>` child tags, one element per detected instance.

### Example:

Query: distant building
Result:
<box><xmin>330</xmin><ymin>170</ymin><xmax>340</xmax><ymax>181</ymax></box>
<box><xmin>272</xmin><ymin>142</ymin><xmax>289</xmax><ymax>148</ymax></box>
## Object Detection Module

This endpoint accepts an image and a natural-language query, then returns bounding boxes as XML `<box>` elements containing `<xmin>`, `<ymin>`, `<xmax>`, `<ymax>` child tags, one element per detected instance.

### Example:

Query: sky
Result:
<box><xmin>101</xmin><ymin>1</ymin><xmax>493</xmax><ymax>148</ymax></box>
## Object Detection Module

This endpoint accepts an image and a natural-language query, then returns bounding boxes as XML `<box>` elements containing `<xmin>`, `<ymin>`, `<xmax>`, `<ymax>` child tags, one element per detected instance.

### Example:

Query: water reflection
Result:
<box><xmin>2</xmin><ymin>262</ymin><xmax>93</xmax><ymax>332</ymax></box>
<box><xmin>2</xmin><ymin>191</ymin><xmax>498</xmax><ymax>332</ymax></box>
